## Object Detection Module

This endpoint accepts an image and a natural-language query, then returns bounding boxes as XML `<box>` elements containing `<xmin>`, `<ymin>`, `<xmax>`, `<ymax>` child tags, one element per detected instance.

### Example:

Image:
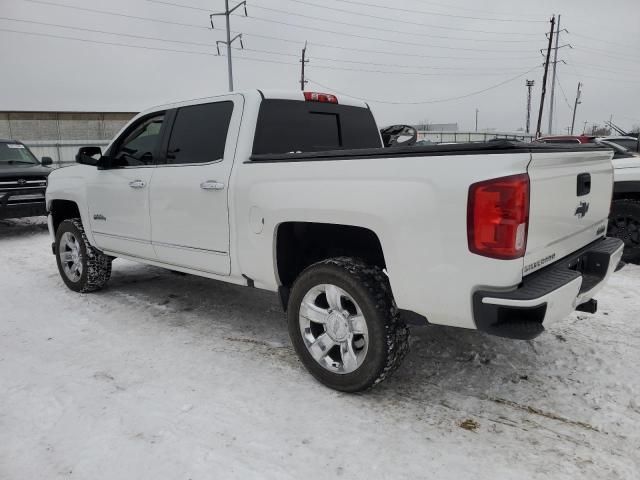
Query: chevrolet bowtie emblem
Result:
<box><xmin>574</xmin><ymin>201</ymin><xmax>589</xmax><ymax>219</ymax></box>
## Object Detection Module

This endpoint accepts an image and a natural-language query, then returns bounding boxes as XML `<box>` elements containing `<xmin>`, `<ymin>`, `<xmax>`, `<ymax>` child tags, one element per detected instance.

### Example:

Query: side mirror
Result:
<box><xmin>96</xmin><ymin>156</ymin><xmax>115</xmax><ymax>170</ymax></box>
<box><xmin>41</xmin><ymin>156</ymin><xmax>53</xmax><ymax>166</ymax></box>
<box><xmin>76</xmin><ymin>146</ymin><xmax>103</xmax><ymax>166</ymax></box>
<box><xmin>380</xmin><ymin>125</ymin><xmax>418</xmax><ymax>148</ymax></box>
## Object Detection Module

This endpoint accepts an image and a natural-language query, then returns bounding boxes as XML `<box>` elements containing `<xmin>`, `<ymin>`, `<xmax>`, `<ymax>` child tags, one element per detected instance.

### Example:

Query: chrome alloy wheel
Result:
<box><xmin>59</xmin><ymin>231</ymin><xmax>83</xmax><ymax>282</ymax></box>
<box><xmin>299</xmin><ymin>284</ymin><xmax>369</xmax><ymax>374</ymax></box>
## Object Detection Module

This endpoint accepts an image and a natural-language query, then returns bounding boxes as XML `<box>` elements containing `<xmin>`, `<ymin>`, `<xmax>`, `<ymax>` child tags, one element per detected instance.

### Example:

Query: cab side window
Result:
<box><xmin>112</xmin><ymin>114</ymin><xmax>165</xmax><ymax>167</ymax></box>
<box><xmin>165</xmin><ymin>102</ymin><xmax>233</xmax><ymax>165</ymax></box>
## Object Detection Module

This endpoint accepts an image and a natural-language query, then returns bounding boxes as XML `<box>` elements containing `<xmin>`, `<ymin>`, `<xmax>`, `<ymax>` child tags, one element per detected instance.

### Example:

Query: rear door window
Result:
<box><xmin>165</xmin><ymin>101</ymin><xmax>234</xmax><ymax>165</ymax></box>
<box><xmin>252</xmin><ymin>99</ymin><xmax>381</xmax><ymax>154</ymax></box>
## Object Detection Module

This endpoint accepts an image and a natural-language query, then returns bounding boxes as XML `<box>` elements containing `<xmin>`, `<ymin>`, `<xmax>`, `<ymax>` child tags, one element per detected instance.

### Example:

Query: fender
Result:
<box><xmin>46</xmin><ymin>165</ymin><xmax>97</xmax><ymax>247</ymax></box>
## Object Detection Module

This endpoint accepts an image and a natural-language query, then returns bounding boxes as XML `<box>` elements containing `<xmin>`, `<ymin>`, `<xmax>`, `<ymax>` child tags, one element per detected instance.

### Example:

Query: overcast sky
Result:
<box><xmin>1</xmin><ymin>0</ymin><xmax>639</xmax><ymax>132</ymax></box>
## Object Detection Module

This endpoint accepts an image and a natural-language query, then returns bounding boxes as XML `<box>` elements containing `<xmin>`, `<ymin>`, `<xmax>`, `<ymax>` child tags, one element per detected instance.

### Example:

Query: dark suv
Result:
<box><xmin>0</xmin><ymin>139</ymin><xmax>53</xmax><ymax>220</ymax></box>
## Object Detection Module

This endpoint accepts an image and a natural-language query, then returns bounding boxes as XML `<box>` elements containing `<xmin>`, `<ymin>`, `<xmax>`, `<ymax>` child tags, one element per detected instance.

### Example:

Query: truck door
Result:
<box><xmin>87</xmin><ymin>113</ymin><xmax>166</xmax><ymax>259</ymax></box>
<box><xmin>149</xmin><ymin>95</ymin><xmax>242</xmax><ymax>275</ymax></box>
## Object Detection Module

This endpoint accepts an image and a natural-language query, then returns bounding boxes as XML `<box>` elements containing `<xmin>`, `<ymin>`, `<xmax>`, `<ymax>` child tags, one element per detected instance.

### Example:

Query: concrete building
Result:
<box><xmin>0</xmin><ymin>111</ymin><xmax>136</xmax><ymax>165</ymax></box>
<box><xmin>414</xmin><ymin>123</ymin><xmax>459</xmax><ymax>132</ymax></box>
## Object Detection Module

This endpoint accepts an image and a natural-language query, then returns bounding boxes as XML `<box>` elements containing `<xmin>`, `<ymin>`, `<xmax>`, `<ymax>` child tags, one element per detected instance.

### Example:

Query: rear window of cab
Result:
<box><xmin>252</xmin><ymin>99</ymin><xmax>382</xmax><ymax>155</ymax></box>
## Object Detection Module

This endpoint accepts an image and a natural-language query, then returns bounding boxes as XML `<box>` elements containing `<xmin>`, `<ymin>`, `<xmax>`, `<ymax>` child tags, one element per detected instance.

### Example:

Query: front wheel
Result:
<box><xmin>55</xmin><ymin>218</ymin><xmax>112</xmax><ymax>292</ymax></box>
<box><xmin>608</xmin><ymin>199</ymin><xmax>640</xmax><ymax>264</ymax></box>
<box><xmin>287</xmin><ymin>257</ymin><xmax>409</xmax><ymax>392</ymax></box>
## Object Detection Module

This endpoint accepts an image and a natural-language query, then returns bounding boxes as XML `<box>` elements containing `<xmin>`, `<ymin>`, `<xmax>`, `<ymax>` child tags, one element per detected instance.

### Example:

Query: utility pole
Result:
<box><xmin>582</xmin><ymin>120</ymin><xmax>588</xmax><ymax>134</ymax></box>
<box><xmin>536</xmin><ymin>15</ymin><xmax>555</xmax><ymax>138</ymax></box>
<box><xmin>570</xmin><ymin>82</ymin><xmax>582</xmax><ymax>135</ymax></box>
<box><xmin>547</xmin><ymin>14</ymin><xmax>561</xmax><ymax>135</ymax></box>
<box><xmin>475</xmin><ymin>108</ymin><xmax>479</xmax><ymax>132</ymax></box>
<box><xmin>211</xmin><ymin>0</ymin><xmax>247</xmax><ymax>92</ymax></box>
<box><xmin>525</xmin><ymin>79</ymin><xmax>535</xmax><ymax>133</ymax></box>
<box><xmin>300</xmin><ymin>41</ymin><xmax>309</xmax><ymax>91</ymax></box>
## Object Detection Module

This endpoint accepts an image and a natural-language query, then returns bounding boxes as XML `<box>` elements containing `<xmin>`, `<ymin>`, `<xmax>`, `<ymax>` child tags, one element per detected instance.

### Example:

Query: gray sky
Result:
<box><xmin>2</xmin><ymin>0</ymin><xmax>639</xmax><ymax>133</ymax></box>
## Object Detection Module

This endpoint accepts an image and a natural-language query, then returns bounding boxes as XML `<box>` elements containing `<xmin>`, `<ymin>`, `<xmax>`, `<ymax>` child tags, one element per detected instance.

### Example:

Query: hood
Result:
<box><xmin>0</xmin><ymin>163</ymin><xmax>52</xmax><ymax>178</ymax></box>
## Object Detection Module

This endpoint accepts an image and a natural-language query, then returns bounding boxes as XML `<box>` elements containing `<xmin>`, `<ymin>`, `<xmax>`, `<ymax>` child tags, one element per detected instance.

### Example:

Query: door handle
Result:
<box><xmin>200</xmin><ymin>180</ymin><xmax>225</xmax><ymax>190</ymax></box>
<box><xmin>128</xmin><ymin>180</ymin><xmax>146</xmax><ymax>188</ymax></box>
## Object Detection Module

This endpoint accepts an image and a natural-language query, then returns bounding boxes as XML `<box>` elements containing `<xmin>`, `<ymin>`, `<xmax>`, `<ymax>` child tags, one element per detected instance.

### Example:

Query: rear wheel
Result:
<box><xmin>287</xmin><ymin>257</ymin><xmax>409</xmax><ymax>392</ymax></box>
<box><xmin>608</xmin><ymin>200</ymin><xmax>640</xmax><ymax>263</ymax></box>
<box><xmin>55</xmin><ymin>218</ymin><xmax>112</xmax><ymax>292</ymax></box>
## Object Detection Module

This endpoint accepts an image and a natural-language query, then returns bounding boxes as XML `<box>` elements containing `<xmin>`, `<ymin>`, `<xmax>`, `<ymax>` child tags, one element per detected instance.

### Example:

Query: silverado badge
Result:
<box><xmin>574</xmin><ymin>201</ymin><xmax>589</xmax><ymax>219</ymax></box>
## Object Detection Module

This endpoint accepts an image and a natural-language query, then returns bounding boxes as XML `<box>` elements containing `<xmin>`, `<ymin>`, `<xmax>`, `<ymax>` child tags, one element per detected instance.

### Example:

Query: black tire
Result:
<box><xmin>608</xmin><ymin>199</ymin><xmax>640</xmax><ymax>264</ymax></box>
<box><xmin>287</xmin><ymin>257</ymin><xmax>409</xmax><ymax>392</ymax></box>
<box><xmin>55</xmin><ymin>218</ymin><xmax>112</xmax><ymax>292</ymax></box>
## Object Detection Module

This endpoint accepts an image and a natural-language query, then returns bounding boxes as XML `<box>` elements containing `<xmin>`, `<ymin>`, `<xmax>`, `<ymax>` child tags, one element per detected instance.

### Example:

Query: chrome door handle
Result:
<box><xmin>200</xmin><ymin>180</ymin><xmax>225</xmax><ymax>190</ymax></box>
<box><xmin>129</xmin><ymin>180</ymin><xmax>146</xmax><ymax>188</ymax></box>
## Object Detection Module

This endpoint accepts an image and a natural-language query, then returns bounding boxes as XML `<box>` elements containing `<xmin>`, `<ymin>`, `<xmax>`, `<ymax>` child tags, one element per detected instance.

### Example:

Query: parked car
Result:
<box><xmin>45</xmin><ymin>90</ymin><xmax>623</xmax><ymax>392</ymax></box>
<box><xmin>599</xmin><ymin>135</ymin><xmax>640</xmax><ymax>153</ymax></box>
<box><xmin>535</xmin><ymin>135</ymin><xmax>597</xmax><ymax>144</ymax></box>
<box><xmin>596</xmin><ymin>140</ymin><xmax>640</xmax><ymax>262</ymax></box>
<box><xmin>0</xmin><ymin>139</ymin><xmax>53</xmax><ymax>220</ymax></box>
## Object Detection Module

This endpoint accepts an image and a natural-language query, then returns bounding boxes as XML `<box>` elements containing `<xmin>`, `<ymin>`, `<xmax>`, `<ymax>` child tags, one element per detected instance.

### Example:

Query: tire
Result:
<box><xmin>608</xmin><ymin>199</ymin><xmax>640</xmax><ymax>264</ymax></box>
<box><xmin>287</xmin><ymin>257</ymin><xmax>409</xmax><ymax>392</ymax></box>
<box><xmin>55</xmin><ymin>218</ymin><xmax>112</xmax><ymax>292</ymax></box>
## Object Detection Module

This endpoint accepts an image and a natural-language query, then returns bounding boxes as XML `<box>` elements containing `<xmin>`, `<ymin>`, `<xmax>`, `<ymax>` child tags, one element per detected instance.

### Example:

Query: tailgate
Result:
<box><xmin>524</xmin><ymin>147</ymin><xmax>614</xmax><ymax>275</ymax></box>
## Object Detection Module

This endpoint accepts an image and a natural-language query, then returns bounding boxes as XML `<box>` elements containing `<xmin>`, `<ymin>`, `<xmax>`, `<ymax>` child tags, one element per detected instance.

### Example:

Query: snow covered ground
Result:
<box><xmin>1</xmin><ymin>217</ymin><xmax>639</xmax><ymax>480</ymax></box>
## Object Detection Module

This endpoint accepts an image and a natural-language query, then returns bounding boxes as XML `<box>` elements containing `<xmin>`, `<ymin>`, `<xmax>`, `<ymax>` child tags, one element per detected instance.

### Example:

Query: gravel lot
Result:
<box><xmin>1</xmin><ymin>217</ymin><xmax>639</xmax><ymax>479</ymax></box>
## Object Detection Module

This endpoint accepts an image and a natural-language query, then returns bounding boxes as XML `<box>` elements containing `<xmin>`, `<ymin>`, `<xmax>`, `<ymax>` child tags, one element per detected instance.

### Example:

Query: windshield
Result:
<box><xmin>0</xmin><ymin>142</ymin><xmax>39</xmax><ymax>166</ymax></box>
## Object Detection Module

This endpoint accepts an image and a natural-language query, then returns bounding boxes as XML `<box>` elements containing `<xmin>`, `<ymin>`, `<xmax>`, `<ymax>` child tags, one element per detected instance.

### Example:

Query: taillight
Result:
<box><xmin>467</xmin><ymin>174</ymin><xmax>530</xmax><ymax>260</ymax></box>
<box><xmin>303</xmin><ymin>91</ymin><xmax>338</xmax><ymax>104</ymax></box>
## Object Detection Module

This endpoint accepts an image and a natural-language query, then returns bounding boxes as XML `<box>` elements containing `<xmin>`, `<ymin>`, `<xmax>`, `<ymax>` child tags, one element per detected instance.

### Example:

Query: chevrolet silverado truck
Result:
<box><xmin>0</xmin><ymin>139</ymin><xmax>52</xmax><ymax>220</ymax></box>
<box><xmin>45</xmin><ymin>90</ymin><xmax>623</xmax><ymax>392</ymax></box>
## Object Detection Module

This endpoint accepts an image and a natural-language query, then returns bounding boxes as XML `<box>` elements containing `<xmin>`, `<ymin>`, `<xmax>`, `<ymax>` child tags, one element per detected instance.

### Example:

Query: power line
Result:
<box><xmin>147</xmin><ymin>0</ymin><xmax>543</xmax><ymax>35</ymax></box>
<box><xmin>0</xmin><ymin>15</ymin><xmax>540</xmax><ymax>71</ymax></box>
<box><xmin>21</xmin><ymin>0</ymin><xmax>211</xmax><ymax>29</ymax></box>
<box><xmin>563</xmin><ymin>71</ymin><xmax>640</xmax><ymax>84</ymax></box>
<box><xmin>0</xmin><ymin>15</ymin><xmax>219</xmax><ymax>47</ymax></box>
<box><xmin>300</xmin><ymin>40</ymin><xmax>540</xmax><ymax>62</ymax></box>
<box><xmin>236</xmin><ymin>13</ymin><xmax>538</xmax><ymax>54</ymax></box>
<box><xmin>569</xmin><ymin>31</ymin><xmax>632</xmax><ymax>50</ymax></box>
<box><xmin>0</xmin><ymin>24</ymin><xmax>541</xmax><ymax>81</ymax></box>
<box><xmin>307</xmin><ymin>66</ymin><xmax>542</xmax><ymax>105</ymax></box>
<box><xmin>251</xmin><ymin>1</ymin><xmax>540</xmax><ymax>41</ymax></box>
<box><xmin>147</xmin><ymin>0</ymin><xmax>540</xmax><ymax>53</ymax></box>
<box><xmin>555</xmin><ymin>73</ymin><xmax>574</xmax><ymax>111</ymax></box>
<box><xmin>0</xmin><ymin>16</ymin><xmax>539</xmax><ymax>74</ymax></box>
<box><xmin>570</xmin><ymin>46</ymin><xmax>640</xmax><ymax>64</ymax></box>
<box><xmin>248</xmin><ymin>3</ymin><xmax>537</xmax><ymax>44</ymax></box>
<box><xmin>0</xmin><ymin>26</ymin><xmax>300</xmax><ymax>68</ymax></box>
<box><xmin>299</xmin><ymin>0</ymin><xmax>547</xmax><ymax>23</ymax></box>
<box><xmin>16</xmin><ymin>0</ymin><xmax>542</xmax><ymax>62</ymax></box>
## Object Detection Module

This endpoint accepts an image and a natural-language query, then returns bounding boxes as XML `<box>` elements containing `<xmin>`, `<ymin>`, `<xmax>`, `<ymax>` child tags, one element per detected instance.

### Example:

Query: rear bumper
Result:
<box><xmin>0</xmin><ymin>202</ymin><xmax>47</xmax><ymax>220</ymax></box>
<box><xmin>473</xmin><ymin>237</ymin><xmax>624</xmax><ymax>340</ymax></box>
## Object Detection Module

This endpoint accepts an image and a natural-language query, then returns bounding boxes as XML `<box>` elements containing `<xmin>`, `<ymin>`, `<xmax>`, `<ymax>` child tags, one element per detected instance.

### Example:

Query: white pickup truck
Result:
<box><xmin>46</xmin><ymin>90</ymin><xmax>623</xmax><ymax>392</ymax></box>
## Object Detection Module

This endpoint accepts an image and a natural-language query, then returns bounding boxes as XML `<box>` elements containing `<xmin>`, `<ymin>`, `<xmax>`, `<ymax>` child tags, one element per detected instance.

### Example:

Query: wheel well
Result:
<box><xmin>50</xmin><ymin>200</ymin><xmax>81</xmax><ymax>233</ymax></box>
<box><xmin>613</xmin><ymin>192</ymin><xmax>640</xmax><ymax>202</ymax></box>
<box><xmin>276</xmin><ymin>222</ymin><xmax>386</xmax><ymax>291</ymax></box>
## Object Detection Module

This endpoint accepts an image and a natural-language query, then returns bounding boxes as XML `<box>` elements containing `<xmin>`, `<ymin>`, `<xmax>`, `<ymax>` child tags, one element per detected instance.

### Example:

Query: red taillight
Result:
<box><xmin>467</xmin><ymin>174</ymin><xmax>530</xmax><ymax>260</ymax></box>
<box><xmin>303</xmin><ymin>91</ymin><xmax>338</xmax><ymax>104</ymax></box>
